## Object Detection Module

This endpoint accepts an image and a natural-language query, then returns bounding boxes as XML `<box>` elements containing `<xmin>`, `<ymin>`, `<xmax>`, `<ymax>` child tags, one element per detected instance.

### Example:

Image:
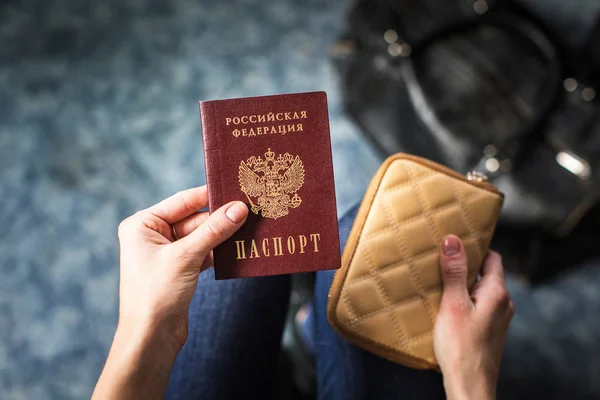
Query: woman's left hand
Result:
<box><xmin>93</xmin><ymin>186</ymin><xmax>248</xmax><ymax>400</ymax></box>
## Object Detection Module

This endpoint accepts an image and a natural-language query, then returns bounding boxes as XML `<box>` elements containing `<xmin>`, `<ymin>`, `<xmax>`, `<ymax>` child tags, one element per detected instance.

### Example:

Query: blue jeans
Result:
<box><xmin>165</xmin><ymin>205</ymin><xmax>444</xmax><ymax>400</ymax></box>
<box><xmin>165</xmin><ymin>205</ymin><xmax>600</xmax><ymax>399</ymax></box>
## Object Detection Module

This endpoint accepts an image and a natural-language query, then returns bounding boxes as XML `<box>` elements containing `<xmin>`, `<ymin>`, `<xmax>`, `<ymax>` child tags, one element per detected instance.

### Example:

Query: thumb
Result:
<box><xmin>174</xmin><ymin>201</ymin><xmax>248</xmax><ymax>261</ymax></box>
<box><xmin>439</xmin><ymin>235</ymin><xmax>470</xmax><ymax>309</ymax></box>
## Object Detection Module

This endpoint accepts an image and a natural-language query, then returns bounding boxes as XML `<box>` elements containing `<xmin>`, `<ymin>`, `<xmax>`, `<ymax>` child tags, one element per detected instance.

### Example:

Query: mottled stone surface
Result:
<box><xmin>0</xmin><ymin>0</ymin><xmax>381</xmax><ymax>398</ymax></box>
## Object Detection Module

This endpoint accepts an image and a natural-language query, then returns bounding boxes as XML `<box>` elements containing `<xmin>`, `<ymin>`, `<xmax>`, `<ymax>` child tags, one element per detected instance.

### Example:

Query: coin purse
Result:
<box><xmin>327</xmin><ymin>153</ymin><xmax>504</xmax><ymax>369</ymax></box>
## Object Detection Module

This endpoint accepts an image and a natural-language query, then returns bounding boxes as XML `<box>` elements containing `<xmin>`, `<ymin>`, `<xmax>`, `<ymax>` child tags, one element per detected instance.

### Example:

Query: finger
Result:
<box><xmin>472</xmin><ymin>251</ymin><xmax>510</xmax><ymax>307</ymax></box>
<box><xmin>174</xmin><ymin>201</ymin><xmax>248</xmax><ymax>260</ymax></box>
<box><xmin>200</xmin><ymin>250</ymin><xmax>214</xmax><ymax>272</ymax></box>
<box><xmin>473</xmin><ymin>278</ymin><xmax>511</xmax><ymax>313</ymax></box>
<box><xmin>480</xmin><ymin>251</ymin><xmax>505</xmax><ymax>281</ymax></box>
<box><xmin>146</xmin><ymin>186</ymin><xmax>209</xmax><ymax>224</ymax></box>
<box><xmin>472</xmin><ymin>252</ymin><xmax>505</xmax><ymax>301</ymax></box>
<box><xmin>172</xmin><ymin>211</ymin><xmax>210</xmax><ymax>240</ymax></box>
<box><xmin>439</xmin><ymin>235</ymin><xmax>471</xmax><ymax>309</ymax></box>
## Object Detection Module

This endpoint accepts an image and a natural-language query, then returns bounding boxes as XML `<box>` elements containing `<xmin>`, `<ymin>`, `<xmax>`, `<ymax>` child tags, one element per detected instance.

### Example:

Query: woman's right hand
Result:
<box><xmin>434</xmin><ymin>235</ymin><xmax>514</xmax><ymax>400</ymax></box>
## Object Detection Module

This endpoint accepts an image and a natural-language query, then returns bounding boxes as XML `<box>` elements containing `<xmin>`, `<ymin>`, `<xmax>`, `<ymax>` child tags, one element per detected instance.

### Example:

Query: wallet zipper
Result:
<box><xmin>396</xmin><ymin>154</ymin><xmax>501</xmax><ymax>195</ymax></box>
<box><xmin>465</xmin><ymin>171</ymin><xmax>487</xmax><ymax>182</ymax></box>
<box><xmin>464</xmin><ymin>170</ymin><xmax>500</xmax><ymax>193</ymax></box>
<box><xmin>429</xmin><ymin>163</ymin><xmax>499</xmax><ymax>194</ymax></box>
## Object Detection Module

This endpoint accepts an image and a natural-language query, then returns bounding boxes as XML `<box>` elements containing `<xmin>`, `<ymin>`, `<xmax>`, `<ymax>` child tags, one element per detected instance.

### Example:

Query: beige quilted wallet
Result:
<box><xmin>327</xmin><ymin>153</ymin><xmax>504</xmax><ymax>370</ymax></box>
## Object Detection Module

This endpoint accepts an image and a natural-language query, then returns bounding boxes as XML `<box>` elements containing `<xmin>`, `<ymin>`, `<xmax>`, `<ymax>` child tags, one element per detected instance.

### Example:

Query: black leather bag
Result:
<box><xmin>333</xmin><ymin>0</ymin><xmax>600</xmax><ymax>279</ymax></box>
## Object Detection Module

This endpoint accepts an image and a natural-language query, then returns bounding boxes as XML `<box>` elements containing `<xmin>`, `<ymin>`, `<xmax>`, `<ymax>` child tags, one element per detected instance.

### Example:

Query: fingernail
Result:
<box><xmin>225</xmin><ymin>202</ymin><xmax>247</xmax><ymax>223</ymax></box>
<box><xmin>442</xmin><ymin>236</ymin><xmax>460</xmax><ymax>256</ymax></box>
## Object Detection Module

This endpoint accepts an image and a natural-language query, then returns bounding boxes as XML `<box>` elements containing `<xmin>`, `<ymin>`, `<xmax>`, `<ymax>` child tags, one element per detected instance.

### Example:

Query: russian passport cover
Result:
<box><xmin>200</xmin><ymin>92</ymin><xmax>341</xmax><ymax>279</ymax></box>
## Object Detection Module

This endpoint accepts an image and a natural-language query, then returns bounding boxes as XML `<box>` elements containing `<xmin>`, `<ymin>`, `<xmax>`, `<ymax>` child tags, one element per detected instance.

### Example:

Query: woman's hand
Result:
<box><xmin>93</xmin><ymin>186</ymin><xmax>248</xmax><ymax>400</ymax></box>
<box><xmin>116</xmin><ymin>186</ymin><xmax>248</xmax><ymax>348</ymax></box>
<box><xmin>434</xmin><ymin>235</ymin><xmax>514</xmax><ymax>400</ymax></box>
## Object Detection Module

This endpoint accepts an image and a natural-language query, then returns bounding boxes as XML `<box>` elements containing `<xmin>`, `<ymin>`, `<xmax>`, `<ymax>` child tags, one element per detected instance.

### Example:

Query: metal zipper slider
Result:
<box><xmin>466</xmin><ymin>171</ymin><xmax>489</xmax><ymax>182</ymax></box>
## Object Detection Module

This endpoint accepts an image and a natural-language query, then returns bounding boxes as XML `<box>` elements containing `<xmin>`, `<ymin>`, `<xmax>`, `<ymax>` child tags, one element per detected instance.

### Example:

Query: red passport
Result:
<box><xmin>200</xmin><ymin>92</ymin><xmax>341</xmax><ymax>279</ymax></box>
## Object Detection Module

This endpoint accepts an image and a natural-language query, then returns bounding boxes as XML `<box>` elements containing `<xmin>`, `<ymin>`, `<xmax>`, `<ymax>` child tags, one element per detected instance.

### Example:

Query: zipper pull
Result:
<box><xmin>466</xmin><ymin>171</ymin><xmax>489</xmax><ymax>182</ymax></box>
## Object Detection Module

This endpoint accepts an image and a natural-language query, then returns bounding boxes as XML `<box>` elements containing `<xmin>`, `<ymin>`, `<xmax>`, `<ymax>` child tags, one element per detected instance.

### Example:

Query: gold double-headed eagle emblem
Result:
<box><xmin>238</xmin><ymin>148</ymin><xmax>305</xmax><ymax>219</ymax></box>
